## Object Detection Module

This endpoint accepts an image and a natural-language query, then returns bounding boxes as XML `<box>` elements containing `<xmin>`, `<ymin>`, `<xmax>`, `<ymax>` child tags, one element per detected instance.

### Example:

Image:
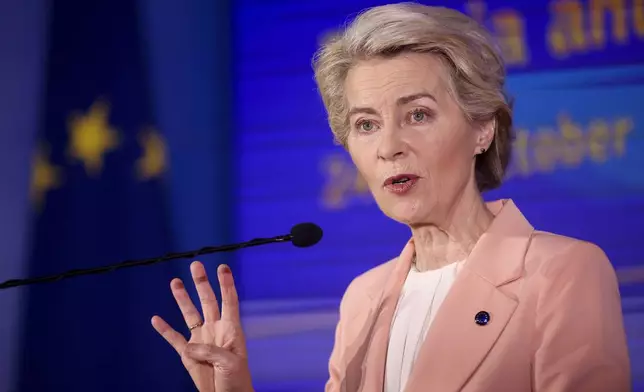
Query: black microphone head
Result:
<box><xmin>290</xmin><ymin>223</ymin><xmax>323</xmax><ymax>248</ymax></box>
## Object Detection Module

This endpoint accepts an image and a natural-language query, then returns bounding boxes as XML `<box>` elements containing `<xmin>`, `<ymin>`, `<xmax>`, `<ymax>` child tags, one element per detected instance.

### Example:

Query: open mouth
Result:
<box><xmin>383</xmin><ymin>174</ymin><xmax>420</xmax><ymax>194</ymax></box>
<box><xmin>384</xmin><ymin>174</ymin><xmax>419</xmax><ymax>186</ymax></box>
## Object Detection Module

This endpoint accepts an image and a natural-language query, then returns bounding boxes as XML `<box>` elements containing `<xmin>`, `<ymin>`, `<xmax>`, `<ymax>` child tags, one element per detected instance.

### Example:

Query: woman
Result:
<box><xmin>151</xmin><ymin>3</ymin><xmax>631</xmax><ymax>391</ymax></box>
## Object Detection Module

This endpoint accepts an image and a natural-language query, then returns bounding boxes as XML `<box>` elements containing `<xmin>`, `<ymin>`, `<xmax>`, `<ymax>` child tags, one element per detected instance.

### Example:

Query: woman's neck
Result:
<box><xmin>410</xmin><ymin>195</ymin><xmax>494</xmax><ymax>272</ymax></box>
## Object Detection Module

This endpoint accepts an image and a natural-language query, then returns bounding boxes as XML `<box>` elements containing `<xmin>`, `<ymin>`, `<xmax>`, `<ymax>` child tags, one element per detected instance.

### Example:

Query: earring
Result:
<box><xmin>480</xmin><ymin>147</ymin><xmax>486</xmax><ymax>154</ymax></box>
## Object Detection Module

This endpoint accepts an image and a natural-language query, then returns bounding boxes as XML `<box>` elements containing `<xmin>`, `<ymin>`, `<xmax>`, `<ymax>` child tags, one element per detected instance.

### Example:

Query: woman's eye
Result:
<box><xmin>360</xmin><ymin>121</ymin><xmax>374</xmax><ymax>132</ymax></box>
<box><xmin>411</xmin><ymin>110</ymin><xmax>426</xmax><ymax>123</ymax></box>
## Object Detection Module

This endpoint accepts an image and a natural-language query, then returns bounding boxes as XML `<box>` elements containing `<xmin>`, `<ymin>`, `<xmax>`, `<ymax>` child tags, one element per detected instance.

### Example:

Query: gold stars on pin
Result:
<box><xmin>67</xmin><ymin>99</ymin><xmax>119</xmax><ymax>177</ymax></box>
<box><xmin>30</xmin><ymin>143</ymin><xmax>62</xmax><ymax>209</ymax></box>
<box><xmin>135</xmin><ymin>127</ymin><xmax>167</xmax><ymax>180</ymax></box>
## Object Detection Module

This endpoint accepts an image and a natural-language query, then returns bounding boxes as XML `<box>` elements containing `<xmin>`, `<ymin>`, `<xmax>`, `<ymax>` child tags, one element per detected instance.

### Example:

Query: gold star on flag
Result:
<box><xmin>30</xmin><ymin>144</ymin><xmax>62</xmax><ymax>209</ymax></box>
<box><xmin>67</xmin><ymin>99</ymin><xmax>119</xmax><ymax>177</ymax></box>
<box><xmin>135</xmin><ymin>127</ymin><xmax>167</xmax><ymax>180</ymax></box>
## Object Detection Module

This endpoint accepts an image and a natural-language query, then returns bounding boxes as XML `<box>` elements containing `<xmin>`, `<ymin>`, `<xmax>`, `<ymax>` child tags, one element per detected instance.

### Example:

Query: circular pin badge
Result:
<box><xmin>474</xmin><ymin>311</ymin><xmax>490</xmax><ymax>326</ymax></box>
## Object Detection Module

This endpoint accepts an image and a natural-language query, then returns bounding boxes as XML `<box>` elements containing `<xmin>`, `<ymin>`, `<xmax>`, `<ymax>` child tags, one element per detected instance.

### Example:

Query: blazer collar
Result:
<box><xmin>462</xmin><ymin>198</ymin><xmax>534</xmax><ymax>287</ymax></box>
<box><xmin>352</xmin><ymin>198</ymin><xmax>535</xmax><ymax>392</ymax></box>
<box><xmin>362</xmin><ymin>198</ymin><xmax>534</xmax><ymax>300</ymax></box>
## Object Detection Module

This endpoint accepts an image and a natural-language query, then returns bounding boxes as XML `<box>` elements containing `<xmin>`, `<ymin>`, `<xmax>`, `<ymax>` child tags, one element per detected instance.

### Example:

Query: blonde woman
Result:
<box><xmin>152</xmin><ymin>3</ymin><xmax>631</xmax><ymax>391</ymax></box>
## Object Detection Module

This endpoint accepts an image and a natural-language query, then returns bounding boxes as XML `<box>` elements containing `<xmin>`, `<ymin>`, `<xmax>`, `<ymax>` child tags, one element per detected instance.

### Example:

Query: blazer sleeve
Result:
<box><xmin>325</xmin><ymin>302</ymin><xmax>345</xmax><ymax>391</ymax></box>
<box><xmin>533</xmin><ymin>240</ymin><xmax>631</xmax><ymax>392</ymax></box>
<box><xmin>325</xmin><ymin>278</ymin><xmax>361</xmax><ymax>392</ymax></box>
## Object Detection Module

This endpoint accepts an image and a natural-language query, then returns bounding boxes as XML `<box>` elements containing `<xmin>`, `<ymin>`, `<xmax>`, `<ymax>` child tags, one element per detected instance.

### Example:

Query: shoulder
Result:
<box><xmin>525</xmin><ymin>230</ymin><xmax>619</xmax><ymax>294</ymax></box>
<box><xmin>527</xmin><ymin>230</ymin><xmax>613</xmax><ymax>271</ymax></box>
<box><xmin>526</xmin><ymin>234</ymin><xmax>630</xmax><ymax>390</ymax></box>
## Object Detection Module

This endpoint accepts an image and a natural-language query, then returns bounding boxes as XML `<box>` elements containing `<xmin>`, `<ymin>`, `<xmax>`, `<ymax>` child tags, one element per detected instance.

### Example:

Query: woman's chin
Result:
<box><xmin>382</xmin><ymin>202</ymin><xmax>425</xmax><ymax>226</ymax></box>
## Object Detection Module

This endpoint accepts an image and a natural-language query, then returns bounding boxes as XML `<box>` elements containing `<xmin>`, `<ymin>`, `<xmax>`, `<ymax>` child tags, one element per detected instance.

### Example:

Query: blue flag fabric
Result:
<box><xmin>18</xmin><ymin>1</ymin><xmax>191</xmax><ymax>390</ymax></box>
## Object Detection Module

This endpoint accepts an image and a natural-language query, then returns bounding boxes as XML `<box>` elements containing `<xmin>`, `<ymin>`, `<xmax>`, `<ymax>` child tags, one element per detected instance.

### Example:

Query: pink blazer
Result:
<box><xmin>325</xmin><ymin>199</ymin><xmax>631</xmax><ymax>392</ymax></box>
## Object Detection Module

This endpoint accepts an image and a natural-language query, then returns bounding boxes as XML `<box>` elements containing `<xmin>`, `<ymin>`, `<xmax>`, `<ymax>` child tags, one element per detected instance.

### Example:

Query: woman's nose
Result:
<box><xmin>377</xmin><ymin>127</ymin><xmax>408</xmax><ymax>160</ymax></box>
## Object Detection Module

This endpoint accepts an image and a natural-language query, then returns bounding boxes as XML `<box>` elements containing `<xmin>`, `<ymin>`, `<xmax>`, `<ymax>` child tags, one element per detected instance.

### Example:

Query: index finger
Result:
<box><xmin>151</xmin><ymin>315</ymin><xmax>188</xmax><ymax>356</ymax></box>
<box><xmin>218</xmin><ymin>264</ymin><xmax>240</xmax><ymax>323</ymax></box>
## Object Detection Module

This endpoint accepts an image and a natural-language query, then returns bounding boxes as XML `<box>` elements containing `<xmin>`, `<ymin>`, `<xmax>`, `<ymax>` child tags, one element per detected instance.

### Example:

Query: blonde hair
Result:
<box><xmin>312</xmin><ymin>2</ymin><xmax>514</xmax><ymax>191</ymax></box>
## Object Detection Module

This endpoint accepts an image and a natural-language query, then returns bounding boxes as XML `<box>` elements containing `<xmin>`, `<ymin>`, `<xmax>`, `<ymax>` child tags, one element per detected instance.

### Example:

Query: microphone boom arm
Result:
<box><xmin>0</xmin><ymin>234</ymin><xmax>293</xmax><ymax>290</ymax></box>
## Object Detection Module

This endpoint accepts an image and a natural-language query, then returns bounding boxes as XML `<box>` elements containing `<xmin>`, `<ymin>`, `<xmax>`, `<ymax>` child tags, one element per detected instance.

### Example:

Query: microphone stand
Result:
<box><xmin>0</xmin><ymin>234</ymin><xmax>293</xmax><ymax>290</ymax></box>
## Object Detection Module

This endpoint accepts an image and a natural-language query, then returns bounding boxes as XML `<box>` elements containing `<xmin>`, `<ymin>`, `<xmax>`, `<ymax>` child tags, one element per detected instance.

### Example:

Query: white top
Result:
<box><xmin>384</xmin><ymin>261</ymin><xmax>462</xmax><ymax>392</ymax></box>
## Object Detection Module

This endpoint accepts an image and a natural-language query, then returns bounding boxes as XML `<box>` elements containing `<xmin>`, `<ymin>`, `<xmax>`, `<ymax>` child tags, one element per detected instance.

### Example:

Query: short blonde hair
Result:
<box><xmin>312</xmin><ymin>2</ymin><xmax>513</xmax><ymax>191</ymax></box>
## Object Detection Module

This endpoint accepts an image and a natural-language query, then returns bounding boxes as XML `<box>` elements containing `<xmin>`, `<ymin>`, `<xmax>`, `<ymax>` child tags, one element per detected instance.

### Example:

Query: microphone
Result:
<box><xmin>0</xmin><ymin>222</ymin><xmax>323</xmax><ymax>290</ymax></box>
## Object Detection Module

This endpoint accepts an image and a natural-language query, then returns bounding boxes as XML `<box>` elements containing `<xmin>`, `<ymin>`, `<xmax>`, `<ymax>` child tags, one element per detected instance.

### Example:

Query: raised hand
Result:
<box><xmin>151</xmin><ymin>261</ymin><xmax>254</xmax><ymax>392</ymax></box>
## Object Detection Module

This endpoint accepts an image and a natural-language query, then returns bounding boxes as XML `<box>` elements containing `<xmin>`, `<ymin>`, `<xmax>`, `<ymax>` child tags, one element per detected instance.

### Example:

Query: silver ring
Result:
<box><xmin>188</xmin><ymin>321</ymin><xmax>203</xmax><ymax>331</ymax></box>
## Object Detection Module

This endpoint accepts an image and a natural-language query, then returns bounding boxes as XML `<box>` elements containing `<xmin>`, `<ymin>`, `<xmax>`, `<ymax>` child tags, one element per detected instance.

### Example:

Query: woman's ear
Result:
<box><xmin>474</xmin><ymin>119</ymin><xmax>495</xmax><ymax>155</ymax></box>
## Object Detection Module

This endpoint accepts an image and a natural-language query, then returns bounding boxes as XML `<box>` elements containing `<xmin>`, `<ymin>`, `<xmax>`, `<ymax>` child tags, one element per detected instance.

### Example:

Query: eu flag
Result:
<box><xmin>18</xmin><ymin>1</ymin><xmax>191</xmax><ymax>390</ymax></box>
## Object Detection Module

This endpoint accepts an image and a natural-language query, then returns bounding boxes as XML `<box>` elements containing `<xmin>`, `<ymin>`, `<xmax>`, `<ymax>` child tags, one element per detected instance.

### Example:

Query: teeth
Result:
<box><xmin>392</xmin><ymin>177</ymin><xmax>410</xmax><ymax>184</ymax></box>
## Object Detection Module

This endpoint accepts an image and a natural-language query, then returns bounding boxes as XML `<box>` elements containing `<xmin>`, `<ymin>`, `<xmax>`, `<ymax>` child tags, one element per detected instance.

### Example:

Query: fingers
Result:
<box><xmin>190</xmin><ymin>261</ymin><xmax>221</xmax><ymax>323</ymax></box>
<box><xmin>151</xmin><ymin>315</ymin><xmax>188</xmax><ymax>355</ymax></box>
<box><xmin>170</xmin><ymin>278</ymin><xmax>203</xmax><ymax>329</ymax></box>
<box><xmin>218</xmin><ymin>264</ymin><xmax>240</xmax><ymax>323</ymax></box>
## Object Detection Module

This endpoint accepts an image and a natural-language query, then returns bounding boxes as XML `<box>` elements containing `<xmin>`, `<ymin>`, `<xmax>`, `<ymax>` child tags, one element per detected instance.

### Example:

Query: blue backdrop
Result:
<box><xmin>0</xmin><ymin>0</ymin><xmax>47</xmax><ymax>389</ymax></box>
<box><xmin>17</xmin><ymin>1</ymin><xmax>190</xmax><ymax>390</ymax></box>
<box><xmin>0</xmin><ymin>0</ymin><xmax>642</xmax><ymax>391</ymax></box>
<box><xmin>0</xmin><ymin>0</ymin><xmax>233</xmax><ymax>391</ymax></box>
<box><xmin>233</xmin><ymin>0</ymin><xmax>644</xmax><ymax>390</ymax></box>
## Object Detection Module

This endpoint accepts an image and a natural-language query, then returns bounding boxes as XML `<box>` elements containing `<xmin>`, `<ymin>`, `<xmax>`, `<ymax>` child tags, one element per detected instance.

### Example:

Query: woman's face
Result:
<box><xmin>344</xmin><ymin>52</ymin><xmax>492</xmax><ymax>226</ymax></box>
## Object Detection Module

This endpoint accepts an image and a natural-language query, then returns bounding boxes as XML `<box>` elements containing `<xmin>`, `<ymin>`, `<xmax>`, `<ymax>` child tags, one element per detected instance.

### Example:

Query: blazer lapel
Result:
<box><xmin>344</xmin><ymin>239</ymin><xmax>416</xmax><ymax>392</ymax></box>
<box><xmin>404</xmin><ymin>199</ymin><xmax>534</xmax><ymax>392</ymax></box>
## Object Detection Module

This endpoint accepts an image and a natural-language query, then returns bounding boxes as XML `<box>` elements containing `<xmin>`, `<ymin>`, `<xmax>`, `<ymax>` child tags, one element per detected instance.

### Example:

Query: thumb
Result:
<box><xmin>184</xmin><ymin>343</ymin><xmax>236</xmax><ymax>365</ymax></box>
